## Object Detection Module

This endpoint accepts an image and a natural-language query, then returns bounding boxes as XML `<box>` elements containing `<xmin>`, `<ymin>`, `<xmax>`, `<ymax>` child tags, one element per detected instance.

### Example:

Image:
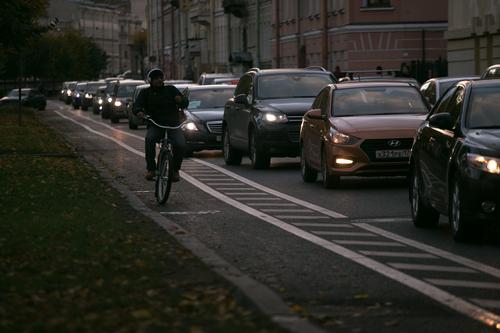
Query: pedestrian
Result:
<box><xmin>133</xmin><ymin>68</ymin><xmax>189</xmax><ymax>181</ymax></box>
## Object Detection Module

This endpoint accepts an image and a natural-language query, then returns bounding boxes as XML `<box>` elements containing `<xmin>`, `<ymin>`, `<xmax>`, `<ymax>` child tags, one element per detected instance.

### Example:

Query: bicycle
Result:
<box><xmin>144</xmin><ymin>115</ymin><xmax>185</xmax><ymax>204</ymax></box>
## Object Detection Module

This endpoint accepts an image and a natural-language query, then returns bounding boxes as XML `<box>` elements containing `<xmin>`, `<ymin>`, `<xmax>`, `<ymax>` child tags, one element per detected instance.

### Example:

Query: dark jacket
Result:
<box><xmin>133</xmin><ymin>84</ymin><xmax>188</xmax><ymax>126</ymax></box>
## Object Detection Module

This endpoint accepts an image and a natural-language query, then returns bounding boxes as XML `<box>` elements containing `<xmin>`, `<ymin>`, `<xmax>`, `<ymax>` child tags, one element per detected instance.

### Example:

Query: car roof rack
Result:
<box><xmin>305</xmin><ymin>66</ymin><xmax>327</xmax><ymax>72</ymax></box>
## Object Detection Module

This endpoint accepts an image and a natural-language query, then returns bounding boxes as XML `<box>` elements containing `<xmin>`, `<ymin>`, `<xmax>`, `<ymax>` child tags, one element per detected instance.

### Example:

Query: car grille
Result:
<box><xmin>361</xmin><ymin>138</ymin><xmax>414</xmax><ymax>162</ymax></box>
<box><xmin>206</xmin><ymin>121</ymin><xmax>222</xmax><ymax>134</ymax></box>
<box><xmin>287</xmin><ymin>116</ymin><xmax>303</xmax><ymax>143</ymax></box>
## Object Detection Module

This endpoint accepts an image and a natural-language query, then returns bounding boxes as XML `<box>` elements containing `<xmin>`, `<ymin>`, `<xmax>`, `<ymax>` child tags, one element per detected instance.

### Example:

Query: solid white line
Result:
<box><xmin>192</xmin><ymin>158</ymin><xmax>347</xmax><ymax>219</ymax></box>
<box><xmin>54</xmin><ymin>110</ymin><xmax>500</xmax><ymax>328</ymax></box>
<box><xmin>333</xmin><ymin>240</ymin><xmax>406</xmax><ymax>247</ymax></box>
<box><xmin>355</xmin><ymin>223</ymin><xmax>500</xmax><ymax>279</ymax></box>
<box><xmin>350</xmin><ymin>217</ymin><xmax>413</xmax><ymax>223</ymax></box>
<box><xmin>389</xmin><ymin>263</ymin><xmax>477</xmax><ymax>273</ymax></box>
<box><xmin>275</xmin><ymin>216</ymin><xmax>330</xmax><ymax>219</ymax></box>
<box><xmin>206</xmin><ymin>182</ymin><xmax>240</xmax><ymax>185</ymax></box>
<box><xmin>69</xmin><ymin>110</ymin><xmax>145</xmax><ymax>140</ymax></box>
<box><xmin>133</xmin><ymin>190</ymin><xmax>154</xmax><ymax>193</ymax></box>
<box><xmin>160</xmin><ymin>210</ymin><xmax>220</xmax><ymax>215</ymax></box>
<box><xmin>292</xmin><ymin>223</ymin><xmax>354</xmax><ymax>228</ymax></box>
<box><xmin>360</xmin><ymin>251</ymin><xmax>438</xmax><ymax>259</ymax></box>
<box><xmin>470</xmin><ymin>299</ymin><xmax>500</xmax><ymax>309</ymax></box>
<box><xmin>198</xmin><ymin>178</ymin><xmax>231</xmax><ymax>181</ymax></box>
<box><xmin>426</xmin><ymin>279</ymin><xmax>500</xmax><ymax>290</ymax></box>
<box><xmin>216</xmin><ymin>188</ymin><xmax>256</xmax><ymax>191</ymax></box>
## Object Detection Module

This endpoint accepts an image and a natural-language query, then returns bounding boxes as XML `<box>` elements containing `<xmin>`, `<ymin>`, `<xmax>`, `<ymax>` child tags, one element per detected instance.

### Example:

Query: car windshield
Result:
<box><xmin>257</xmin><ymin>74</ymin><xmax>333</xmax><ymax>99</ymax></box>
<box><xmin>467</xmin><ymin>87</ymin><xmax>500</xmax><ymax>129</ymax></box>
<box><xmin>188</xmin><ymin>88</ymin><xmax>234</xmax><ymax>109</ymax></box>
<box><xmin>85</xmin><ymin>83</ymin><xmax>104</xmax><ymax>93</ymax></box>
<box><xmin>7</xmin><ymin>90</ymin><xmax>28</xmax><ymax>98</ymax></box>
<box><xmin>116</xmin><ymin>84</ymin><xmax>138</xmax><ymax>97</ymax></box>
<box><xmin>332</xmin><ymin>87</ymin><xmax>428</xmax><ymax>116</ymax></box>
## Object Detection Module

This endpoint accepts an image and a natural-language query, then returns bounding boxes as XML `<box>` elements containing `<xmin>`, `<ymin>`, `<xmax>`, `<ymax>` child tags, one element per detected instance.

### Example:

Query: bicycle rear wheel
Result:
<box><xmin>155</xmin><ymin>147</ymin><xmax>174</xmax><ymax>204</ymax></box>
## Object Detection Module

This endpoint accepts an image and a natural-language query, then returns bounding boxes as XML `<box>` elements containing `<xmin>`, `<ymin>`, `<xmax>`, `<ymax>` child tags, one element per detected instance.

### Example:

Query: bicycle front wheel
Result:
<box><xmin>155</xmin><ymin>148</ymin><xmax>174</xmax><ymax>204</ymax></box>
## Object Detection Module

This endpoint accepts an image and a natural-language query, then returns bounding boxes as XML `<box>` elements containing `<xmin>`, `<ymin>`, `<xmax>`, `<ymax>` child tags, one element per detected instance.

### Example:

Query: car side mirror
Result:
<box><xmin>234</xmin><ymin>94</ymin><xmax>249</xmax><ymax>105</ymax></box>
<box><xmin>429</xmin><ymin>113</ymin><xmax>453</xmax><ymax>130</ymax></box>
<box><xmin>306</xmin><ymin>109</ymin><xmax>325</xmax><ymax>120</ymax></box>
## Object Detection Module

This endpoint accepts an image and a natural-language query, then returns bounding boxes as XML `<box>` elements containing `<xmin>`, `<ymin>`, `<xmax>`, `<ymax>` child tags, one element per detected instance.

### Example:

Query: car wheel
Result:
<box><xmin>249</xmin><ymin>130</ymin><xmax>270</xmax><ymax>169</ymax></box>
<box><xmin>81</xmin><ymin>106</ymin><xmax>88</xmax><ymax>111</ymax></box>
<box><xmin>101</xmin><ymin>109</ymin><xmax>110</xmax><ymax>119</ymax></box>
<box><xmin>449</xmin><ymin>176</ymin><xmax>480</xmax><ymax>242</ymax></box>
<box><xmin>321</xmin><ymin>149</ymin><xmax>339</xmax><ymax>189</ymax></box>
<box><xmin>223</xmin><ymin>128</ymin><xmax>242</xmax><ymax>165</ymax></box>
<box><xmin>300</xmin><ymin>144</ymin><xmax>317</xmax><ymax>182</ymax></box>
<box><xmin>410</xmin><ymin>167</ymin><xmax>440</xmax><ymax>228</ymax></box>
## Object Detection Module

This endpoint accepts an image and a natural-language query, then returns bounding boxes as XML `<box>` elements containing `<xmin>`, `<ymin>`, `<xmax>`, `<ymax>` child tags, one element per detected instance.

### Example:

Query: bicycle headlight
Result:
<box><xmin>183</xmin><ymin>122</ymin><xmax>198</xmax><ymax>131</ymax></box>
<box><xmin>328</xmin><ymin>128</ymin><xmax>359</xmax><ymax>145</ymax></box>
<box><xmin>261</xmin><ymin>112</ymin><xmax>288</xmax><ymax>123</ymax></box>
<box><xmin>467</xmin><ymin>153</ymin><xmax>500</xmax><ymax>174</ymax></box>
<box><xmin>114</xmin><ymin>100</ymin><xmax>122</xmax><ymax>107</ymax></box>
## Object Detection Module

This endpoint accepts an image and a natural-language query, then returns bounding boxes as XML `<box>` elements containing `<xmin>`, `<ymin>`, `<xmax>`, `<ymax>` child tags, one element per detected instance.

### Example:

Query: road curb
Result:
<box><xmin>83</xmin><ymin>153</ymin><xmax>326</xmax><ymax>333</ymax></box>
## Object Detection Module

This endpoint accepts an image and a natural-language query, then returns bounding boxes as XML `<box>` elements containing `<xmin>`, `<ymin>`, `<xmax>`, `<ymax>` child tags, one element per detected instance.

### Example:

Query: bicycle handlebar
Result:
<box><xmin>144</xmin><ymin>115</ymin><xmax>185</xmax><ymax>129</ymax></box>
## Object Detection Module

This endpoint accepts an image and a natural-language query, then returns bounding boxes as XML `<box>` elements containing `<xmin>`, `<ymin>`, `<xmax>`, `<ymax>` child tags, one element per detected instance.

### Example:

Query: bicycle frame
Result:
<box><xmin>144</xmin><ymin>116</ymin><xmax>185</xmax><ymax>204</ymax></box>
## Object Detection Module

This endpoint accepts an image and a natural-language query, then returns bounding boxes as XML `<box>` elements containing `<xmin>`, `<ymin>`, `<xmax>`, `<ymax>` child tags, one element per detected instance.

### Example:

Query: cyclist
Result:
<box><xmin>133</xmin><ymin>68</ymin><xmax>189</xmax><ymax>181</ymax></box>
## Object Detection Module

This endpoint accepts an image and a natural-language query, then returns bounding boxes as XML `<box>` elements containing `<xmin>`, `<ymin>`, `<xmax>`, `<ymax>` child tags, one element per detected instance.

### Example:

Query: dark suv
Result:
<box><xmin>222</xmin><ymin>67</ymin><xmax>336</xmax><ymax>169</ymax></box>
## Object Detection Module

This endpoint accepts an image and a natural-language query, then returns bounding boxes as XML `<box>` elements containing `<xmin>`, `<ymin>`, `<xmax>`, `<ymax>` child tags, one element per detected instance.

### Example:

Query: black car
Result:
<box><xmin>480</xmin><ymin>64</ymin><xmax>500</xmax><ymax>79</ymax></box>
<box><xmin>409</xmin><ymin>79</ymin><xmax>500</xmax><ymax>242</ymax></box>
<box><xmin>223</xmin><ymin>67</ymin><xmax>336</xmax><ymax>169</ymax></box>
<box><xmin>81</xmin><ymin>81</ymin><xmax>105</xmax><ymax>111</ymax></box>
<box><xmin>420</xmin><ymin>76</ymin><xmax>479</xmax><ymax>107</ymax></box>
<box><xmin>71</xmin><ymin>82</ymin><xmax>87</xmax><ymax>109</ymax></box>
<box><xmin>0</xmin><ymin>88</ymin><xmax>47</xmax><ymax>110</ymax></box>
<box><xmin>108</xmin><ymin>80</ymin><xmax>144</xmax><ymax>123</ymax></box>
<box><xmin>182</xmin><ymin>84</ymin><xmax>236</xmax><ymax>154</ymax></box>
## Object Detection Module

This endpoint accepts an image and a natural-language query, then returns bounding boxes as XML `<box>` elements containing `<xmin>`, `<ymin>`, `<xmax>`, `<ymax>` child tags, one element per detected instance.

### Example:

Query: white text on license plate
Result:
<box><xmin>375</xmin><ymin>149</ymin><xmax>410</xmax><ymax>159</ymax></box>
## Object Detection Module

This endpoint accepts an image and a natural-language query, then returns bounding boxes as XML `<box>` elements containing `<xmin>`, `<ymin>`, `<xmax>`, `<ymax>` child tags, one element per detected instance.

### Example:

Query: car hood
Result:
<box><xmin>332</xmin><ymin>114</ymin><xmax>427</xmax><ymax>139</ymax></box>
<box><xmin>466</xmin><ymin>129</ymin><xmax>500</xmax><ymax>156</ymax></box>
<box><xmin>188</xmin><ymin>109</ymin><xmax>224</xmax><ymax>122</ymax></box>
<box><xmin>257</xmin><ymin>98</ymin><xmax>314</xmax><ymax>116</ymax></box>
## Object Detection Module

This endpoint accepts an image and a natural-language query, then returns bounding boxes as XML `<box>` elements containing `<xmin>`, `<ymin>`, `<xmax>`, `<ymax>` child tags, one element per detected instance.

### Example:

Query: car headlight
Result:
<box><xmin>261</xmin><ymin>112</ymin><xmax>288</xmax><ymax>123</ymax></box>
<box><xmin>85</xmin><ymin>93</ymin><xmax>92</xmax><ymax>99</ymax></box>
<box><xmin>98</xmin><ymin>98</ymin><xmax>103</xmax><ymax>105</ymax></box>
<box><xmin>467</xmin><ymin>153</ymin><xmax>500</xmax><ymax>174</ymax></box>
<box><xmin>76</xmin><ymin>93</ymin><xmax>80</xmax><ymax>98</ymax></box>
<box><xmin>328</xmin><ymin>128</ymin><xmax>359</xmax><ymax>145</ymax></box>
<box><xmin>114</xmin><ymin>100</ymin><xmax>122</xmax><ymax>107</ymax></box>
<box><xmin>107</xmin><ymin>97</ymin><xmax>113</xmax><ymax>103</ymax></box>
<box><xmin>183</xmin><ymin>122</ymin><xmax>198</xmax><ymax>131</ymax></box>
<box><xmin>66</xmin><ymin>90</ymin><xmax>72</xmax><ymax>96</ymax></box>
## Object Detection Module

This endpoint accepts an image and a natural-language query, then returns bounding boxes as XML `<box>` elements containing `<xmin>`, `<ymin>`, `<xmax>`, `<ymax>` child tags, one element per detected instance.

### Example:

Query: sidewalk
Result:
<box><xmin>0</xmin><ymin>107</ymin><xmax>292</xmax><ymax>332</ymax></box>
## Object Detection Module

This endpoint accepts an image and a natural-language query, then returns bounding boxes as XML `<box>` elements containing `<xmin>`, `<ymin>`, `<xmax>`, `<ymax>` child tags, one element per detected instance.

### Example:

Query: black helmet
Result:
<box><xmin>147</xmin><ymin>68</ymin><xmax>164</xmax><ymax>82</ymax></box>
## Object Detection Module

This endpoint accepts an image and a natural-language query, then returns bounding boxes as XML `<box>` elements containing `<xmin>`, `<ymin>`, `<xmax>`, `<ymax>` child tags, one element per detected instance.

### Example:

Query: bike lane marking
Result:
<box><xmin>53</xmin><ymin>109</ymin><xmax>500</xmax><ymax>329</ymax></box>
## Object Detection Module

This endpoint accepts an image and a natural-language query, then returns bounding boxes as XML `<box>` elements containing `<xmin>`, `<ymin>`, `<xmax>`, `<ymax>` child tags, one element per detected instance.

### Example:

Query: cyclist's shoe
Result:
<box><xmin>171</xmin><ymin>171</ymin><xmax>180</xmax><ymax>182</ymax></box>
<box><xmin>145</xmin><ymin>171</ymin><xmax>155</xmax><ymax>181</ymax></box>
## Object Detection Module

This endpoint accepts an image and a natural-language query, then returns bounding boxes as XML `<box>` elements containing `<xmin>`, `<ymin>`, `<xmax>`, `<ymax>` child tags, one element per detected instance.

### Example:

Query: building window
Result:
<box><xmin>363</xmin><ymin>0</ymin><xmax>391</xmax><ymax>8</ymax></box>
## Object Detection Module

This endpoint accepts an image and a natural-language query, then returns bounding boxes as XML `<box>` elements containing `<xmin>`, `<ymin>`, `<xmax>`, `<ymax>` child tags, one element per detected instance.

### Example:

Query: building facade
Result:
<box><xmin>273</xmin><ymin>0</ymin><xmax>448</xmax><ymax>80</ymax></box>
<box><xmin>43</xmin><ymin>0</ymin><xmax>145</xmax><ymax>77</ymax></box>
<box><xmin>447</xmin><ymin>0</ymin><xmax>500</xmax><ymax>76</ymax></box>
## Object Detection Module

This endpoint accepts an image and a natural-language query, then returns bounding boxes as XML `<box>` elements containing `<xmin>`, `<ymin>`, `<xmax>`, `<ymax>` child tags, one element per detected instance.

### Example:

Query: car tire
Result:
<box><xmin>300</xmin><ymin>145</ymin><xmax>317</xmax><ymax>182</ymax></box>
<box><xmin>449</xmin><ymin>175</ymin><xmax>481</xmax><ymax>242</ymax></box>
<box><xmin>321</xmin><ymin>149</ymin><xmax>340</xmax><ymax>189</ymax></box>
<box><xmin>81</xmin><ymin>106</ymin><xmax>88</xmax><ymax>111</ymax></box>
<box><xmin>410</xmin><ymin>167</ymin><xmax>440</xmax><ymax>228</ymax></box>
<box><xmin>249</xmin><ymin>130</ymin><xmax>270</xmax><ymax>169</ymax></box>
<box><xmin>223</xmin><ymin>128</ymin><xmax>242</xmax><ymax>165</ymax></box>
<box><xmin>92</xmin><ymin>107</ymin><xmax>99</xmax><ymax>115</ymax></box>
<box><xmin>101</xmin><ymin>109</ymin><xmax>110</xmax><ymax>119</ymax></box>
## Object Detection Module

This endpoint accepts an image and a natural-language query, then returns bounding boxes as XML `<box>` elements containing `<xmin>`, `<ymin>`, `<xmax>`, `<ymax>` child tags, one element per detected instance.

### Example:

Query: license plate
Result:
<box><xmin>216</xmin><ymin>135</ymin><xmax>222</xmax><ymax>142</ymax></box>
<box><xmin>375</xmin><ymin>149</ymin><xmax>410</xmax><ymax>159</ymax></box>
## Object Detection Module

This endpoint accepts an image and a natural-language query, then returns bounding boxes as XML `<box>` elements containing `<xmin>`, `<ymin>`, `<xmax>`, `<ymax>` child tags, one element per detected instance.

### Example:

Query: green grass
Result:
<box><xmin>0</xmin><ymin>108</ymin><xmax>285</xmax><ymax>332</ymax></box>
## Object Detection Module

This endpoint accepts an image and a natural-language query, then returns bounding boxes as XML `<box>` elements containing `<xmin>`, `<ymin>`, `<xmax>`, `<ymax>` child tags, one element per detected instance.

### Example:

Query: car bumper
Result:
<box><xmin>110</xmin><ymin>106</ymin><xmax>129</xmax><ymax>119</ymax></box>
<box><xmin>325</xmin><ymin>143</ymin><xmax>410</xmax><ymax>177</ymax></box>
<box><xmin>184</xmin><ymin>130</ymin><xmax>222</xmax><ymax>151</ymax></box>
<box><xmin>459</xmin><ymin>169</ymin><xmax>500</xmax><ymax>223</ymax></box>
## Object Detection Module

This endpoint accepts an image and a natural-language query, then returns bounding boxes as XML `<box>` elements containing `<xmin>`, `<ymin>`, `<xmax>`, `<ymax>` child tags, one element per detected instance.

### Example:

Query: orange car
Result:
<box><xmin>300</xmin><ymin>81</ymin><xmax>430</xmax><ymax>188</ymax></box>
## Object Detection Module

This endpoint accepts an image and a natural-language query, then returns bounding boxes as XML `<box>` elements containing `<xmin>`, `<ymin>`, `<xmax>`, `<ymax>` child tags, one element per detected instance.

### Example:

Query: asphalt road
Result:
<box><xmin>41</xmin><ymin>100</ymin><xmax>500</xmax><ymax>332</ymax></box>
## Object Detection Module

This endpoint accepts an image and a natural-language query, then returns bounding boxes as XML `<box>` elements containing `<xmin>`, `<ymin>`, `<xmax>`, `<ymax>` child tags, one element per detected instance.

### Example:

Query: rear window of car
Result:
<box><xmin>467</xmin><ymin>87</ymin><xmax>500</xmax><ymax>129</ymax></box>
<box><xmin>333</xmin><ymin>86</ymin><xmax>428</xmax><ymax>116</ymax></box>
<box><xmin>187</xmin><ymin>88</ymin><xmax>234</xmax><ymax>109</ymax></box>
<box><xmin>257</xmin><ymin>74</ymin><xmax>333</xmax><ymax>99</ymax></box>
